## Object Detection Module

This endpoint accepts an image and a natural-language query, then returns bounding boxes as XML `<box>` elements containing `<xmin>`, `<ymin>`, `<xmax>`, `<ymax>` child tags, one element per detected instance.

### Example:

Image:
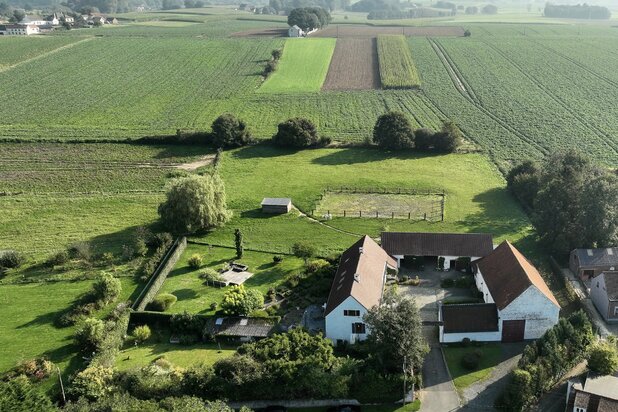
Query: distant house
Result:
<box><xmin>261</xmin><ymin>198</ymin><xmax>292</xmax><ymax>214</ymax></box>
<box><xmin>440</xmin><ymin>241</ymin><xmax>560</xmax><ymax>343</ymax></box>
<box><xmin>204</xmin><ymin>317</ymin><xmax>274</xmax><ymax>342</ymax></box>
<box><xmin>380</xmin><ymin>232</ymin><xmax>494</xmax><ymax>270</ymax></box>
<box><xmin>324</xmin><ymin>235</ymin><xmax>397</xmax><ymax>344</ymax></box>
<box><xmin>566</xmin><ymin>374</ymin><xmax>618</xmax><ymax>412</ymax></box>
<box><xmin>570</xmin><ymin>247</ymin><xmax>618</xmax><ymax>280</ymax></box>
<box><xmin>91</xmin><ymin>16</ymin><xmax>106</xmax><ymax>25</ymax></box>
<box><xmin>106</xmin><ymin>17</ymin><xmax>118</xmax><ymax>24</ymax></box>
<box><xmin>590</xmin><ymin>271</ymin><xmax>618</xmax><ymax>323</ymax></box>
<box><xmin>288</xmin><ymin>25</ymin><xmax>304</xmax><ymax>37</ymax></box>
<box><xmin>4</xmin><ymin>24</ymin><xmax>39</xmax><ymax>35</ymax></box>
<box><xmin>44</xmin><ymin>13</ymin><xmax>60</xmax><ymax>25</ymax></box>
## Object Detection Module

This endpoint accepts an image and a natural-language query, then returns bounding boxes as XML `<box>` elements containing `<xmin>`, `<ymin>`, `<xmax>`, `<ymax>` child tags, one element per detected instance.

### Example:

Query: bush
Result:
<box><xmin>588</xmin><ymin>341</ymin><xmax>618</xmax><ymax>375</ymax></box>
<box><xmin>45</xmin><ymin>250</ymin><xmax>69</xmax><ymax>268</ymax></box>
<box><xmin>461</xmin><ymin>337</ymin><xmax>471</xmax><ymax>347</ymax></box>
<box><xmin>12</xmin><ymin>358</ymin><xmax>54</xmax><ymax>381</ymax></box>
<box><xmin>188</xmin><ymin>254</ymin><xmax>203</xmax><ymax>269</ymax></box>
<box><xmin>210</xmin><ymin>113</ymin><xmax>253</xmax><ymax>148</ymax></box>
<box><xmin>133</xmin><ymin>325</ymin><xmax>152</xmax><ymax>344</ymax></box>
<box><xmin>68</xmin><ymin>365</ymin><xmax>114</xmax><ymax>401</ymax></box>
<box><xmin>271</xmin><ymin>48</ymin><xmax>282</xmax><ymax>60</ymax></box>
<box><xmin>74</xmin><ymin>318</ymin><xmax>105</xmax><ymax>354</ymax></box>
<box><xmin>148</xmin><ymin>293</ymin><xmax>178</xmax><ymax>312</ymax></box>
<box><xmin>292</xmin><ymin>242</ymin><xmax>316</xmax><ymax>262</ymax></box>
<box><xmin>372</xmin><ymin>111</ymin><xmax>414</xmax><ymax>150</ymax></box>
<box><xmin>221</xmin><ymin>285</ymin><xmax>264</xmax><ymax>316</ymax></box>
<box><xmin>273</xmin><ymin>255</ymin><xmax>283</xmax><ymax>264</ymax></box>
<box><xmin>170</xmin><ymin>311</ymin><xmax>204</xmax><ymax>337</ymax></box>
<box><xmin>263</xmin><ymin>60</ymin><xmax>278</xmax><ymax>77</ymax></box>
<box><xmin>434</xmin><ymin>121</ymin><xmax>463</xmax><ymax>153</ymax></box>
<box><xmin>461</xmin><ymin>350</ymin><xmax>482</xmax><ymax>370</ymax></box>
<box><xmin>0</xmin><ymin>250</ymin><xmax>24</xmax><ymax>269</ymax></box>
<box><xmin>305</xmin><ymin>259</ymin><xmax>330</xmax><ymax>274</ymax></box>
<box><xmin>68</xmin><ymin>241</ymin><xmax>93</xmax><ymax>262</ymax></box>
<box><xmin>199</xmin><ymin>268</ymin><xmax>223</xmax><ymax>282</ymax></box>
<box><xmin>92</xmin><ymin>273</ymin><xmax>122</xmax><ymax>305</ymax></box>
<box><xmin>272</xmin><ymin>117</ymin><xmax>319</xmax><ymax>148</ymax></box>
<box><xmin>441</xmin><ymin>278</ymin><xmax>454</xmax><ymax>288</ymax></box>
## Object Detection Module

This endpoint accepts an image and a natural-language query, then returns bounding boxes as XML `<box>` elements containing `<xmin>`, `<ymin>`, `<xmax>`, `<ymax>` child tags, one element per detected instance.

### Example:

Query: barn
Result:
<box><xmin>261</xmin><ymin>198</ymin><xmax>292</xmax><ymax>214</ymax></box>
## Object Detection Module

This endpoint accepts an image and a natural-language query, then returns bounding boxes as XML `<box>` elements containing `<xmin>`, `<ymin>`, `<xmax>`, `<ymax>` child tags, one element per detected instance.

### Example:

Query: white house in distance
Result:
<box><xmin>288</xmin><ymin>25</ymin><xmax>304</xmax><ymax>37</ymax></box>
<box><xmin>324</xmin><ymin>235</ymin><xmax>397</xmax><ymax>344</ymax></box>
<box><xmin>1</xmin><ymin>24</ymin><xmax>40</xmax><ymax>35</ymax></box>
<box><xmin>440</xmin><ymin>241</ymin><xmax>560</xmax><ymax>343</ymax></box>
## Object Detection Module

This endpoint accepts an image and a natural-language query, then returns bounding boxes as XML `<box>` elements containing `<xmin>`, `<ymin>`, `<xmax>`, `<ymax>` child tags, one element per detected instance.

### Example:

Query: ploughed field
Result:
<box><xmin>321</xmin><ymin>38</ymin><xmax>380</xmax><ymax>90</ymax></box>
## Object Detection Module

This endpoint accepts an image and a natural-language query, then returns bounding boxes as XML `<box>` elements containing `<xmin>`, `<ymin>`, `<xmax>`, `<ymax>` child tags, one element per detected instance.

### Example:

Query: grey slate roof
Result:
<box><xmin>573</xmin><ymin>248</ymin><xmax>618</xmax><ymax>267</ymax></box>
<box><xmin>206</xmin><ymin>317</ymin><xmax>274</xmax><ymax>338</ymax></box>
<box><xmin>261</xmin><ymin>198</ymin><xmax>291</xmax><ymax>206</ymax></box>
<box><xmin>602</xmin><ymin>271</ymin><xmax>618</xmax><ymax>301</ymax></box>
<box><xmin>380</xmin><ymin>232</ymin><xmax>494</xmax><ymax>257</ymax></box>
<box><xmin>441</xmin><ymin>303</ymin><xmax>499</xmax><ymax>333</ymax></box>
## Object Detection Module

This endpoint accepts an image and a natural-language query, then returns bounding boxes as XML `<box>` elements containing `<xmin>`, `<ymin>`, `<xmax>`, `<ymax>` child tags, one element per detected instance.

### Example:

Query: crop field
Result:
<box><xmin>322</xmin><ymin>38</ymin><xmax>380</xmax><ymax>91</ymax></box>
<box><xmin>0</xmin><ymin>37</ymin><xmax>81</xmax><ymax>70</ymax></box>
<box><xmin>259</xmin><ymin>38</ymin><xmax>336</xmax><ymax>93</ymax></box>
<box><xmin>377</xmin><ymin>35</ymin><xmax>421</xmax><ymax>89</ymax></box>
<box><xmin>312</xmin><ymin>24</ymin><xmax>465</xmax><ymax>38</ymax></box>
<box><xmin>314</xmin><ymin>192</ymin><xmax>443</xmax><ymax>220</ymax></box>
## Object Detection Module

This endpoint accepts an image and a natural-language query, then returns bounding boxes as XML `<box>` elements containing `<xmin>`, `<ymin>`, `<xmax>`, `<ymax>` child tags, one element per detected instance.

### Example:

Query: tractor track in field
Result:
<box><xmin>428</xmin><ymin>37</ymin><xmax>549</xmax><ymax>156</ymax></box>
<box><xmin>0</xmin><ymin>37</ymin><xmax>96</xmax><ymax>74</ymax></box>
<box><xmin>481</xmin><ymin>40</ymin><xmax>618</xmax><ymax>156</ymax></box>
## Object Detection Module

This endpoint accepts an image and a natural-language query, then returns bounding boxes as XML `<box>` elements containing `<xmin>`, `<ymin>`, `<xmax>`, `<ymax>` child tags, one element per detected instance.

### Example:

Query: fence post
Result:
<box><xmin>376</xmin><ymin>211</ymin><xmax>379</xmax><ymax>218</ymax></box>
<box><xmin>392</xmin><ymin>212</ymin><xmax>394</xmax><ymax>219</ymax></box>
<box><xmin>424</xmin><ymin>213</ymin><xmax>427</xmax><ymax>221</ymax></box>
<box><xmin>344</xmin><ymin>210</ymin><xmax>346</xmax><ymax>217</ymax></box>
<box><xmin>359</xmin><ymin>210</ymin><xmax>362</xmax><ymax>217</ymax></box>
<box><xmin>408</xmin><ymin>212</ymin><xmax>411</xmax><ymax>219</ymax></box>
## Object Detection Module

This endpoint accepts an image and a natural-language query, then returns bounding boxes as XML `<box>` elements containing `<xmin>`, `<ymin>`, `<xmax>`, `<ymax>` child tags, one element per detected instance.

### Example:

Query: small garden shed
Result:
<box><xmin>261</xmin><ymin>198</ymin><xmax>292</xmax><ymax>214</ymax></box>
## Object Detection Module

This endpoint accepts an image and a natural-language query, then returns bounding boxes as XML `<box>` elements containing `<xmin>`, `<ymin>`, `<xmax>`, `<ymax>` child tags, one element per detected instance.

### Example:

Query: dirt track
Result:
<box><xmin>322</xmin><ymin>38</ymin><xmax>380</xmax><ymax>91</ymax></box>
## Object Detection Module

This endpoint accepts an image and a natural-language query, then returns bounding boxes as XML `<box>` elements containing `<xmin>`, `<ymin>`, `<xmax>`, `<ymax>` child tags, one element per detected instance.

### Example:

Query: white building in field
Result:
<box><xmin>288</xmin><ymin>25</ymin><xmax>304</xmax><ymax>37</ymax></box>
<box><xmin>440</xmin><ymin>241</ymin><xmax>560</xmax><ymax>343</ymax></box>
<box><xmin>3</xmin><ymin>24</ymin><xmax>39</xmax><ymax>35</ymax></box>
<box><xmin>324</xmin><ymin>235</ymin><xmax>397</xmax><ymax>344</ymax></box>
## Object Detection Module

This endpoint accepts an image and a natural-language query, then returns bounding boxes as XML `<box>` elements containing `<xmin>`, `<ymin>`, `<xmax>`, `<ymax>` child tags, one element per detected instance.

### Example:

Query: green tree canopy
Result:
<box><xmin>158</xmin><ymin>174</ymin><xmax>231</xmax><ymax>234</ymax></box>
<box><xmin>372</xmin><ymin>111</ymin><xmax>414</xmax><ymax>150</ymax></box>
<box><xmin>221</xmin><ymin>285</ymin><xmax>264</xmax><ymax>316</ymax></box>
<box><xmin>210</xmin><ymin>113</ymin><xmax>253</xmax><ymax>148</ymax></box>
<box><xmin>0</xmin><ymin>375</ymin><xmax>55</xmax><ymax>412</ymax></box>
<box><xmin>92</xmin><ymin>273</ymin><xmax>121</xmax><ymax>305</ymax></box>
<box><xmin>272</xmin><ymin>117</ymin><xmax>319</xmax><ymax>148</ymax></box>
<box><xmin>588</xmin><ymin>341</ymin><xmax>618</xmax><ymax>375</ymax></box>
<box><xmin>287</xmin><ymin>7</ymin><xmax>331</xmax><ymax>31</ymax></box>
<box><xmin>74</xmin><ymin>317</ymin><xmax>105</xmax><ymax>354</ymax></box>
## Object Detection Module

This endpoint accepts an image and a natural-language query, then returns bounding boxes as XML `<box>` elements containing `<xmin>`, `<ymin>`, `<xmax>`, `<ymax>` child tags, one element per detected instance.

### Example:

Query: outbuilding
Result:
<box><xmin>570</xmin><ymin>247</ymin><xmax>618</xmax><ymax>280</ymax></box>
<box><xmin>261</xmin><ymin>198</ymin><xmax>292</xmax><ymax>214</ymax></box>
<box><xmin>288</xmin><ymin>24</ymin><xmax>304</xmax><ymax>37</ymax></box>
<box><xmin>590</xmin><ymin>271</ymin><xmax>618</xmax><ymax>323</ymax></box>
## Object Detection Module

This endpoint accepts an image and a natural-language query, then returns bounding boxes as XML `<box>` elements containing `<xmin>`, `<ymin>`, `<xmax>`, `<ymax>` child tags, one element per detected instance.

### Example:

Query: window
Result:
<box><xmin>575</xmin><ymin>407</ymin><xmax>587</xmax><ymax>412</ymax></box>
<box><xmin>352</xmin><ymin>322</ymin><xmax>366</xmax><ymax>334</ymax></box>
<box><xmin>344</xmin><ymin>310</ymin><xmax>361</xmax><ymax>317</ymax></box>
<box><xmin>614</xmin><ymin>307</ymin><xmax>618</xmax><ymax>316</ymax></box>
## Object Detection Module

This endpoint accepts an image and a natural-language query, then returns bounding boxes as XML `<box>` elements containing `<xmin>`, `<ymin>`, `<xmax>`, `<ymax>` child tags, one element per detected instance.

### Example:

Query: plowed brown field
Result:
<box><xmin>312</xmin><ymin>24</ymin><xmax>465</xmax><ymax>38</ymax></box>
<box><xmin>322</xmin><ymin>38</ymin><xmax>380</xmax><ymax>90</ymax></box>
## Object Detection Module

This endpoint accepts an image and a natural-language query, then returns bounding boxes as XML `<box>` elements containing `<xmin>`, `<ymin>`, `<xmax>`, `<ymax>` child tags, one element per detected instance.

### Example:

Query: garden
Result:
<box><xmin>443</xmin><ymin>342</ymin><xmax>503</xmax><ymax>391</ymax></box>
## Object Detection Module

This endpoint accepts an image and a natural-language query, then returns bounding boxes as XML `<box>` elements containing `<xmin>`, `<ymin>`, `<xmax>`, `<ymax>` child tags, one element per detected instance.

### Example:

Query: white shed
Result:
<box><xmin>288</xmin><ymin>25</ymin><xmax>304</xmax><ymax>37</ymax></box>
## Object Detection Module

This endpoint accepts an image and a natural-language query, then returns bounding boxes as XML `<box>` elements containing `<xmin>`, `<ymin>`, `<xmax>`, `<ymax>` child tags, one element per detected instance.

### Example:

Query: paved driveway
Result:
<box><xmin>420</xmin><ymin>347</ymin><xmax>460</xmax><ymax>412</ymax></box>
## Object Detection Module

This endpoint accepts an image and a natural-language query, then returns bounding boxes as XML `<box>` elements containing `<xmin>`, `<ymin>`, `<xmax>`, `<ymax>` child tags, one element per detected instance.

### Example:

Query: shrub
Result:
<box><xmin>74</xmin><ymin>318</ymin><xmax>105</xmax><ymax>354</ymax></box>
<box><xmin>461</xmin><ymin>350</ymin><xmax>482</xmax><ymax>370</ymax></box>
<box><xmin>92</xmin><ymin>273</ymin><xmax>122</xmax><ymax>305</ymax></box>
<box><xmin>221</xmin><ymin>285</ymin><xmax>264</xmax><ymax>316</ymax></box>
<box><xmin>461</xmin><ymin>337</ymin><xmax>471</xmax><ymax>347</ymax></box>
<box><xmin>148</xmin><ymin>232</ymin><xmax>174</xmax><ymax>249</ymax></box>
<box><xmin>292</xmin><ymin>242</ymin><xmax>316</xmax><ymax>262</ymax></box>
<box><xmin>272</xmin><ymin>118</ymin><xmax>319</xmax><ymax>148</ymax></box>
<box><xmin>68</xmin><ymin>365</ymin><xmax>114</xmax><ymax>401</ymax></box>
<box><xmin>305</xmin><ymin>259</ymin><xmax>330</xmax><ymax>274</ymax></box>
<box><xmin>148</xmin><ymin>293</ymin><xmax>178</xmax><ymax>312</ymax></box>
<box><xmin>133</xmin><ymin>325</ymin><xmax>152</xmax><ymax>344</ymax></box>
<box><xmin>209</xmin><ymin>302</ymin><xmax>217</xmax><ymax>311</ymax></box>
<box><xmin>170</xmin><ymin>311</ymin><xmax>203</xmax><ymax>337</ymax></box>
<box><xmin>434</xmin><ymin>120</ymin><xmax>463</xmax><ymax>153</ymax></box>
<box><xmin>12</xmin><ymin>358</ymin><xmax>54</xmax><ymax>381</ymax></box>
<box><xmin>413</xmin><ymin>128</ymin><xmax>434</xmax><ymax>150</ymax></box>
<box><xmin>441</xmin><ymin>278</ymin><xmax>454</xmax><ymax>288</ymax></box>
<box><xmin>0</xmin><ymin>250</ymin><xmax>24</xmax><ymax>269</ymax></box>
<box><xmin>263</xmin><ymin>60</ymin><xmax>277</xmax><ymax>77</ymax></box>
<box><xmin>188</xmin><ymin>254</ymin><xmax>203</xmax><ymax>269</ymax></box>
<box><xmin>45</xmin><ymin>250</ymin><xmax>69</xmax><ymax>268</ymax></box>
<box><xmin>588</xmin><ymin>341</ymin><xmax>618</xmax><ymax>375</ymax></box>
<box><xmin>273</xmin><ymin>255</ymin><xmax>283</xmax><ymax>264</ymax></box>
<box><xmin>68</xmin><ymin>241</ymin><xmax>93</xmax><ymax>262</ymax></box>
<box><xmin>199</xmin><ymin>268</ymin><xmax>223</xmax><ymax>282</ymax></box>
<box><xmin>372</xmin><ymin>111</ymin><xmax>414</xmax><ymax>150</ymax></box>
<box><xmin>210</xmin><ymin>113</ymin><xmax>253</xmax><ymax>148</ymax></box>
<box><xmin>271</xmin><ymin>48</ymin><xmax>282</xmax><ymax>60</ymax></box>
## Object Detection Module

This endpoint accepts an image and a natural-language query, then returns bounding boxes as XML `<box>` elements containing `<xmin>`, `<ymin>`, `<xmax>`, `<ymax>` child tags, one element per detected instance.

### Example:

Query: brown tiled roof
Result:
<box><xmin>325</xmin><ymin>235</ymin><xmax>397</xmax><ymax>316</ymax></box>
<box><xmin>476</xmin><ymin>241</ymin><xmax>560</xmax><ymax>310</ymax></box>
<box><xmin>380</xmin><ymin>232</ymin><xmax>494</xmax><ymax>257</ymax></box>
<box><xmin>441</xmin><ymin>303</ymin><xmax>498</xmax><ymax>333</ymax></box>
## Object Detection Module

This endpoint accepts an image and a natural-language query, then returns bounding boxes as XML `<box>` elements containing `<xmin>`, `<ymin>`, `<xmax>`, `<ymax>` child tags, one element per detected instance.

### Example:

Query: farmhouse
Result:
<box><xmin>261</xmin><ymin>197</ymin><xmax>292</xmax><ymax>214</ymax></box>
<box><xmin>2</xmin><ymin>24</ymin><xmax>39</xmax><ymax>35</ymax></box>
<box><xmin>380</xmin><ymin>232</ymin><xmax>494</xmax><ymax>270</ymax></box>
<box><xmin>106</xmin><ymin>17</ymin><xmax>119</xmax><ymax>24</ymax></box>
<box><xmin>324</xmin><ymin>235</ymin><xmax>397</xmax><ymax>344</ymax></box>
<box><xmin>570</xmin><ymin>247</ymin><xmax>618</xmax><ymax>280</ymax></box>
<box><xmin>590</xmin><ymin>271</ymin><xmax>618</xmax><ymax>323</ymax></box>
<box><xmin>439</xmin><ymin>241</ymin><xmax>560</xmax><ymax>343</ymax></box>
<box><xmin>566</xmin><ymin>374</ymin><xmax>618</xmax><ymax>412</ymax></box>
<box><xmin>22</xmin><ymin>16</ymin><xmax>50</xmax><ymax>26</ymax></box>
<box><xmin>288</xmin><ymin>25</ymin><xmax>305</xmax><ymax>37</ymax></box>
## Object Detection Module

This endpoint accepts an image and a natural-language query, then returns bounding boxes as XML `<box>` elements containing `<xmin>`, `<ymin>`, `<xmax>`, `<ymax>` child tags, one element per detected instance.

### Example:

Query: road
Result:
<box><xmin>419</xmin><ymin>347</ymin><xmax>460</xmax><ymax>412</ymax></box>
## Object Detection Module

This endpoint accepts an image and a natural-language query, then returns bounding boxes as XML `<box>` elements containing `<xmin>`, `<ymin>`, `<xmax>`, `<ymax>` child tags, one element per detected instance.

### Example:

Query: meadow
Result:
<box><xmin>259</xmin><ymin>38</ymin><xmax>336</xmax><ymax>93</ymax></box>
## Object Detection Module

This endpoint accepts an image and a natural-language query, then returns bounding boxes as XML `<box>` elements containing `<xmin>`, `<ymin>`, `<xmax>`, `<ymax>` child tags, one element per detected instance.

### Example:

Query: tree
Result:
<box><xmin>92</xmin><ymin>273</ymin><xmax>122</xmax><ymax>304</ymax></box>
<box><xmin>433</xmin><ymin>120</ymin><xmax>463</xmax><ymax>152</ymax></box>
<box><xmin>269</xmin><ymin>0</ymin><xmax>282</xmax><ymax>11</ymax></box>
<box><xmin>507</xmin><ymin>160</ymin><xmax>540</xmax><ymax>209</ymax></box>
<box><xmin>579</xmin><ymin>173</ymin><xmax>618</xmax><ymax>248</ymax></box>
<box><xmin>272</xmin><ymin>118</ymin><xmax>319</xmax><ymax>148</ymax></box>
<box><xmin>9</xmin><ymin>9</ymin><xmax>25</xmax><ymax>22</ymax></box>
<box><xmin>132</xmin><ymin>325</ymin><xmax>152</xmax><ymax>344</ymax></box>
<box><xmin>588</xmin><ymin>341</ymin><xmax>618</xmax><ymax>375</ymax></box>
<box><xmin>0</xmin><ymin>375</ymin><xmax>54</xmax><ymax>412</ymax></box>
<box><xmin>363</xmin><ymin>289</ymin><xmax>428</xmax><ymax>373</ymax></box>
<box><xmin>68</xmin><ymin>365</ymin><xmax>114</xmax><ymax>401</ymax></box>
<box><xmin>292</xmin><ymin>241</ymin><xmax>316</xmax><ymax>262</ymax></box>
<box><xmin>158</xmin><ymin>174</ymin><xmax>231</xmax><ymax>234</ymax></box>
<box><xmin>482</xmin><ymin>4</ymin><xmax>497</xmax><ymax>14</ymax></box>
<box><xmin>74</xmin><ymin>318</ymin><xmax>105</xmax><ymax>353</ymax></box>
<box><xmin>412</xmin><ymin>128</ymin><xmax>433</xmax><ymax>151</ymax></box>
<box><xmin>210</xmin><ymin>113</ymin><xmax>253</xmax><ymax>148</ymax></box>
<box><xmin>221</xmin><ymin>285</ymin><xmax>264</xmax><ymax>316</ymax></box>
<box><xmin>234</xmin><ymin>229</ymin><xmax>244</xmax><ymax>259</ymax></box>
<box><xmin>188</xmin><ymin>253</ymin><xmax>203</xmax><ymax>269</ymax></box>
<box><xmin>287</xmin><ymin>7</ymin><xmax>330</xmax><ymax>31</ymax></box>
<box><xmin>372</xmin><ymin>111</ymin><xmax>414</xmax><ymax>150</ymax></box>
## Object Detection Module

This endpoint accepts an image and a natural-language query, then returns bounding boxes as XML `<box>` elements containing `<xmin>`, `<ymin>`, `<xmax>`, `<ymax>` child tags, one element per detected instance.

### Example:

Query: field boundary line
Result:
<box><xmin>481</xmin><ymin>39</ymin><xmax>618</xmax><ymax>156</ymax></box>
<box><xmin>0</xmin><ymin>190</ymin><xmax>164</xmax><ymax>197</ymax></box>
<box><xmin>0</xmin><ymin>37</ymin><xmax>96</xmax><ymax>74</ymax></box>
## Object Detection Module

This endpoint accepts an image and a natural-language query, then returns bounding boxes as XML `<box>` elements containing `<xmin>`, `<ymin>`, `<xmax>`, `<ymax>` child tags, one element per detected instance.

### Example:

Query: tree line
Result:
<box><xmin>544</xmin><ymin>3</ymin><xmax>611</xmax><ymax>20</ymax></box>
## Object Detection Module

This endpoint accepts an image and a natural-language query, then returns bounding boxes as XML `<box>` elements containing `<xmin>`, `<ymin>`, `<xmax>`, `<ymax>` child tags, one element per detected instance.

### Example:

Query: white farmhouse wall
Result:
<box><xmin>590</xmin><ymin>274</ymin><xmax>610</xmax><ymax>321</ymax></box>
<box><xmin>325</xmin><ymin>296</ymin><xmax>369</xmax><ymax>344</ymax></box>
<box><xmin>499</xmin><ymin>286</ymin><xmax>559</xmax><ymax>340</ymax></box>
<box><xmin>440</xmin><ymin>329</ymin><xmax>502</xmax><ymax>343</ymax></box>
<box><xmin>474</xmin><ymin>268</ymin><xmax>495</xmax><ymax>304</ymax></box>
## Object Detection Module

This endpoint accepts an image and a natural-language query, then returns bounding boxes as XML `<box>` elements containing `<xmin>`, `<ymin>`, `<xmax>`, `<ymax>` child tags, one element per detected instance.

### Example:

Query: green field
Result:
<box><xmin>377</xmin><ymin>35</ymin><xmax>421</xmax><ymax>89</ymax></box>
<box><xmin>443</xmin><ymin>344</ymin><xmax>503</xmax><ymax>391</ymax></box>
<box><xmin>259</xmin><ymin>38</ymin><xmax>336</xmax><ymax>93</ymax></box>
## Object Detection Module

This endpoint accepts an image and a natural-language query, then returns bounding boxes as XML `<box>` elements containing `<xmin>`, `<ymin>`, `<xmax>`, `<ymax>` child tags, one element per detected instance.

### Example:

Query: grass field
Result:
<box><xmin>156</xmin><ymin>244</ymin><xmax>304</xmax><ymax>314</ymax></box>
<box><xmin>259</xmin><ymin>38</ymin><xmax>336</xmax><ymax>93</ymax></box>
<box><xmin>443</xmin><ymin>344</ymin><xmax>502</xmax><ymax>391</ymax></box>
<box><xmin>377</xmin><ymin>35</ymin><xmax>421</xmax><ymax>89</ymax></box>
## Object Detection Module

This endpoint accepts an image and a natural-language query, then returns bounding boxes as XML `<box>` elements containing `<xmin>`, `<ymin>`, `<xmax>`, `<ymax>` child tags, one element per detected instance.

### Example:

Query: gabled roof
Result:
<box><xmin>290</xmin><ymin>24</ymin><xmax>301</xmax><ymax>29</ymax></box>
<box><xmin>261</xmin><ymin>197</ymin><xmax>291</xmax><ymax>206</ymax></box>
<box><xmin>573</xmin><ymin>247</ymin><xmax>618</xmax><ymax>268</ymax></box>
<box><xmin>325</xmin><ymin>235</ymin><xmax>396</xmax><ymax>316</ymax></box>
<box><xmin>476</xmin><ymin>241</ymin><xmax>560</xmax><ymax>310</ymax></box>
<box><xmin>600</xmin><ymin>271</ymin><xmax>618</xmax><ymax>301</ymax></box>
<box><xmin>380</xmin><ymin>232</ymin><xmax>494</xmax><ymax>257</ymax></box>
<box><xmin>441</xmin><ymin>303</ymin><xmax>498</xmax><ymax>333</ymax></box>
<box><xmin>205</xmin><ymin>317</ymin><xmax>274</xmax><ymax>338</ymax></box>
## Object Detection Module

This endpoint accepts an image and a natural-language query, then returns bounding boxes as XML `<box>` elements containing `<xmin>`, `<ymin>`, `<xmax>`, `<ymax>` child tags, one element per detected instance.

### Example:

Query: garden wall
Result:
<box><xmin>132</xmin><ymin>236</ymin><xmax>187</xmax><ymax>311</ymax></box>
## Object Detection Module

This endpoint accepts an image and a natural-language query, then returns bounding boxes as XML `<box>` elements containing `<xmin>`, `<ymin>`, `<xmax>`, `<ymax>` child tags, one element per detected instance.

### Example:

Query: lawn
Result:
<box><xmin>259</xmin><ymin>38</ymin><xmax>337</xmax><ymax>93</ymax></box>
<box><xmin>443</xmin><ymin>344</ymin><xmax>503</xmax><ymax>391</ymax></box>
<box><xmin>156</xmin><ymin>244</ymin><xmax>305</xmax><ymax>314</ymax></box>
<box><xmin>115</xmin><ymin>340</ymin><xmax>235</xmax><ymax>371</ymax></box>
